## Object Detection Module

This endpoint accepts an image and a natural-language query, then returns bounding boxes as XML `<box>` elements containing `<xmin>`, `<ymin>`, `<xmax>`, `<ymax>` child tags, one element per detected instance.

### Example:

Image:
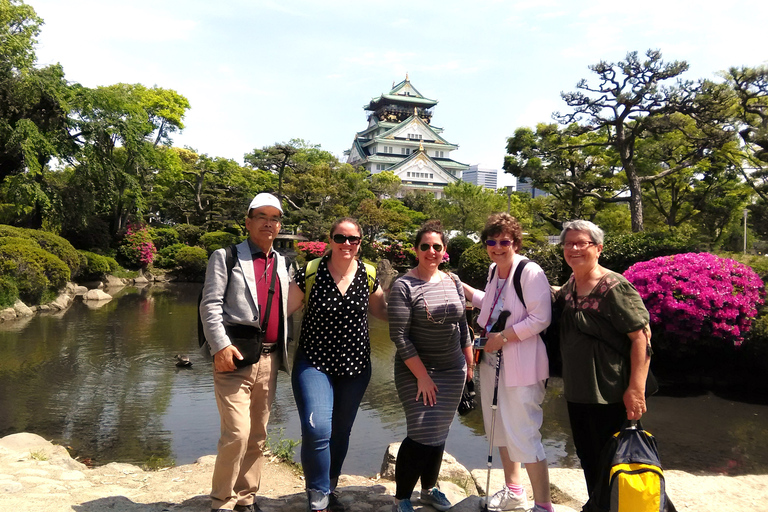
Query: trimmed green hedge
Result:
<box><xmin>149</xmin><ymin>227</ymin><xmax>180</xmax><ymax>250</ymax></box>
<box><xmin>0</xmin><ymin>277</ymin><xmax>17</xmax><ymax>308</ymax></box>
<box><xmin>154</xmin><ymin>243</ymin><xmax>186</xmax><ymax>269</ymax></box>
<box><xmin>174</xmin><ymin>224</ymin><xmax>203</xmax><ymax>246</ymax></box>
<box><xmin>175</xmin><ymin>246</ymin><xmax>208</xmax><ymax>279</ymax></box>
<box><xmin>457</xmin><ymin>243</ymin><xmax>492</xmax><ymax>290</ymax></box>
<box><xmin>77</xmin><ymin>251</ymin><xmax>119</xmax><ymax>281</ymax></box>
<box><xmin>447</xmin><ymin>235</ymin><xmax>475</xmax><ymax>270</ymax></box>
<box><xmin>199</xmin><ymin>231</ymin><xmax>243</xmax><ymax>255</ymax></box>
<box><xmin>0</xmin><ymin>225</ymin><xmax>83</xmax><ymax>276</ymax></box>
<box><xmin>0</xmin><ymin>242</ymin><xmax>70</xmax><ymax>304</ymax></box>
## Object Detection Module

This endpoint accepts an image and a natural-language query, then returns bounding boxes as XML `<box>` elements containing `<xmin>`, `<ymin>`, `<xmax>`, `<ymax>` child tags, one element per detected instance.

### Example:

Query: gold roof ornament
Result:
<box><xmin>419</xmin><ymin>140</ymin><xmax>424</xmax><ymax>152</ymax></box>
<box><xmin>414</xmin><ymin>107</ymin><xmax>418</xmax><ymax>116</ymax></box>
<box><xmin>406</xmin><ymin>72</ymin><xmax>409</xmax><ymax>81</ymax></box>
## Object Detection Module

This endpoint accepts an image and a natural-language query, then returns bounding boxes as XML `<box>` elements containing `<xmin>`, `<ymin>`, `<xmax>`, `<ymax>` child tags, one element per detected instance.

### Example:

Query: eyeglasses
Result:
<box><xmin>484</xmin><ymin>239</ymin><xmax>513</xmax><ymax>247</ymax></box>
<box><xmin>563</xmin><ymin>241</ymin><xmax>596</xmax><ymax>250</ymax></box>
<box><xmin>332</xmin><ymin>234</ymin><xmax>361</xmax><ymax>245</ymax></box>
<box><xmin>251</xmin><ymin>213</ymin><xmax>281</xmax><ymax>224</ymax></box>
<box><xmin>419</xmin><ymin>243</ymin><xmax>444</xmax><ymax>252</ymax></box>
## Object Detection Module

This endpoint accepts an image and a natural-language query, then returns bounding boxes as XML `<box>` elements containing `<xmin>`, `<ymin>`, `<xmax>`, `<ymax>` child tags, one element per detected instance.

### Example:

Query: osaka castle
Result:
<box><xmin>345</xmin><ymin>76</ymin><xmax>469</xmax><ymax>198</ymax></box>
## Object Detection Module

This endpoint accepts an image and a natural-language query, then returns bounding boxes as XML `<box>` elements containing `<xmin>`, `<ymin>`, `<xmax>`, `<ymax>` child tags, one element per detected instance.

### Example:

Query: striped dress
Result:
<box><xmin>388</xmin><ymin>272</ymin><xmax>471</xmax><ymax>446</ymax></box>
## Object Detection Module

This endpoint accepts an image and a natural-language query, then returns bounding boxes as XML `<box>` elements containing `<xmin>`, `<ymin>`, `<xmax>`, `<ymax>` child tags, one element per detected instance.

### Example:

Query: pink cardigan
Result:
<box><xmin>471</xmin><ymin>254</ymin><xmax>551</xmax><ymax>387</ymax></box>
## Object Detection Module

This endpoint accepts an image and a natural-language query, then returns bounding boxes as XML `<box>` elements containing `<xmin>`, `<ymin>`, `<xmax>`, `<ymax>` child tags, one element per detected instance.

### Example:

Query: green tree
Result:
<box><xmin>556</xmin><ymin>50</ymin><xmax>731</xmax><ymax>232</ymax></box>
<box><xmin>439</xmin><ymin>181</ymin><xmax>509</xmax><ymax>235</ymax></box>
<box><xmin>68</xmin><ymin>83</ymin><xmax>190</xmax><ymax>234</ymax></box>
<box><xmin>504</xmin><ymin>123</ymin><xmax>620</xmax><ymax>228</ymax></box>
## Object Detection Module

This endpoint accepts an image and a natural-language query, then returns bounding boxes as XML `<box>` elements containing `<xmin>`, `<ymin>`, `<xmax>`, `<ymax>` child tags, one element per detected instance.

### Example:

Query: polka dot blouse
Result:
<box><xmin>295</xmin><ymin>255</ymin><xmax>380</xmax><ymax>377</ymax></box>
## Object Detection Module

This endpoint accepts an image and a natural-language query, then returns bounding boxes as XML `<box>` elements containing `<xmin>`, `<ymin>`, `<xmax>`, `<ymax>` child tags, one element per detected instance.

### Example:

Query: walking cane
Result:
<box><xmin>483</xmin><ymin>349</ymin><xmax>502</xmax><ymax>512</ymax></box>
<box><xmin>482</xmin><ymin>310</ymin><xmax>509</xmax><ymax>512</ymax></box>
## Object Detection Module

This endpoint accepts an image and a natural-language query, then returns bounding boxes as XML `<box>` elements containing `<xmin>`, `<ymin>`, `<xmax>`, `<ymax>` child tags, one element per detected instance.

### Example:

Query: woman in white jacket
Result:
<box><xmin>463</xmin><ymin>213</ymin><xmax>554</xmax><ymax>512</ymax></box>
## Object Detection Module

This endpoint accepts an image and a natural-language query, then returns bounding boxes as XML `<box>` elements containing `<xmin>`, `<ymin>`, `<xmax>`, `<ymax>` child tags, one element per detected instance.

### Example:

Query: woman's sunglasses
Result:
<box><xmin>419</xmin><ymin>243</ymin><xmax>444</xmax><ymax>252</ymax></box>
<box><xmin>484</xmin><ymin>239</ymin><xmax>513</xmax><ymax>247</ymax></box>
<box><xmin>332</xmin><ymin>234</ymin><xmax>361</xmax><ymax>245</ymax></box>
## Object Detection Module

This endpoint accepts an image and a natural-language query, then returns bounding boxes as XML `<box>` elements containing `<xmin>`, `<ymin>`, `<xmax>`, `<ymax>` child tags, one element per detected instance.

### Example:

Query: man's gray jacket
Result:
<box><xmin>199</xmin><ymin>240</ymin><xmax>291</xmax><ymax>372</ymax></box>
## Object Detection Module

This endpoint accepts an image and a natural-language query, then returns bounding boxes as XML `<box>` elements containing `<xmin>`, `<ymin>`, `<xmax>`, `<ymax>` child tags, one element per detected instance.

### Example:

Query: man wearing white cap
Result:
<box><xmin>200</xmin><ymin>192</ymin><xmax>292</xmax><ymax>512</ymax></box>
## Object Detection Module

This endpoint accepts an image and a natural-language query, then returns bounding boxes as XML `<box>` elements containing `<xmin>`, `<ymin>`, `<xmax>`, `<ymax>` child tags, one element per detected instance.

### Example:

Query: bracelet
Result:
<box><xmin>500</xmin><ymin>333</ymin><xmax>509</xmax><ymax>343</ymax></box>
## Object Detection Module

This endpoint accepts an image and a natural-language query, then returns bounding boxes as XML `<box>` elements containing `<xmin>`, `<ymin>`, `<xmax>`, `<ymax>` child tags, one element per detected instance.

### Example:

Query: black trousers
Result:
<box><xmin>394</xmin><ymin>436</ymin><xmax>445</xmax><ymax>500</ymax></box>
<box><xmin>566</xmin><ymin>401</ymin><xmax>627</xmax><ymax>498</ymax></box>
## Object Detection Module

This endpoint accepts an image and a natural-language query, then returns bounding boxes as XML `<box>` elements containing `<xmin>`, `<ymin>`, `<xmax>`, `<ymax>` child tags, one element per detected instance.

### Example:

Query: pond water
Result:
<box><xmin>0</xmin><ymin>283</ymin><xmax>766</xmax><ymax>476</ymax></box>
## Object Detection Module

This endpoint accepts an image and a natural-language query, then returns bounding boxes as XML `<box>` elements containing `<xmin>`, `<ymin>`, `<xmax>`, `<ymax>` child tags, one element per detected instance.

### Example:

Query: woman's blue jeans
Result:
<box><xmin>292</xmin><ymin>352</ymin><xmax>371</xmax><ymax>510</ymax></box>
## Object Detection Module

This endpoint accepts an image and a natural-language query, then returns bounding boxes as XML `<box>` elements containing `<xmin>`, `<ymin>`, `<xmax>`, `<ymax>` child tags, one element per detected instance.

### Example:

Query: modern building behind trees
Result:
<box><xmin>463</xmin><ymin>165</ymin><xmax>498</xmax><ymax>190</ymax></box>
<box><xmin>345</xmin><ymin>75</ymin><xmax>469</xmax><ymax>198</ymax></box>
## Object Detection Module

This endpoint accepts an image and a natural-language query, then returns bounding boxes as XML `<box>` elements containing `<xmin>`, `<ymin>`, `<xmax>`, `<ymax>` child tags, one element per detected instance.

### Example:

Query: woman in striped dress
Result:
<box><xmin>388</xmin><ymin>220</ymin><xmax>474</xmax><ymax>512</ymax></box>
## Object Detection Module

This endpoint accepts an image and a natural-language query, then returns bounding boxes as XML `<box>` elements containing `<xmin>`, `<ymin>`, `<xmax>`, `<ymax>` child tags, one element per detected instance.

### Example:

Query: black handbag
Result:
<box><xmin>457</xmin><ymin>379</ymin><xmax>477</xmax><ymax>416</ymax></box>
<box><xmin>228</xmin><ymin>257</ymin><xmax>278</xmax><ymax>368</ymax></box>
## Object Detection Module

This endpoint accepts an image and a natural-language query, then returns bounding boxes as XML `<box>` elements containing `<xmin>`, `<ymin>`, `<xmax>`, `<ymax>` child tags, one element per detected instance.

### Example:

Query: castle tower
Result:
<box><xmin>345</xmin><ymin>76</ymin><xmax>469</xmax><ymax>198</ymax></box>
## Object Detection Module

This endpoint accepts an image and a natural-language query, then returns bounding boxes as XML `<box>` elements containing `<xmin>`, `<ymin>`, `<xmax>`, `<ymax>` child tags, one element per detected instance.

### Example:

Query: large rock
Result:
<box><xmin>381</xmin><ymin>442</ymin><xmax>474</xmax><ymax>491</ymax></box>
<box><xmin>103</xmin><ymin>275</ymin><xmax>127</xmax><ymax>288</ymax></box>
<box><xmin>13</xmin><ymin>300</ymin><xmax>33</xmax><ymax>317</ymax></box>
<box><xmin>83</xmin><ymin>289</ymin><xmax>112</xmax><ymax>301</ymax></box>
<box><xmin>73</xmin><ymin>286</ymin><xmax>88</xmax><ymax>296</ymax></box>
<box><xmin>0</xmin><ymin>433</ymin><xmax>86</xmax><ymax>471</ymax></box>
<box><xmin>0</xmin><ymin>307</ymin><xmax>16</xmax><ymax>322</ymax></box>
<box><xmin>133</xmin><ymin>275</ymin><xmax>150</xmax><ymax>285</ymax></box>
<box><xmin>48</xmin><ymin>292</ymin><xmax>72</xmax><ymax>311</ymax></box>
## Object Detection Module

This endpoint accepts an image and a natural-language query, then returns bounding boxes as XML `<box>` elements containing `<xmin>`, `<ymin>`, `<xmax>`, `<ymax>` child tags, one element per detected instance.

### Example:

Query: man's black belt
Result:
<box><xmin>261</xmin><ymin>343</ymin><xmax>278</xmax><ymax>354</ymax></box>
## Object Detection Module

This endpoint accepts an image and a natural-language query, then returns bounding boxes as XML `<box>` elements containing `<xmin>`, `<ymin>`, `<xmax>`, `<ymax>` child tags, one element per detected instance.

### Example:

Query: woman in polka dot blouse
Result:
<box><xmin>287</xmin><ymin>217</ymin><xmax>387</xmax><ymax>512</ymax></box>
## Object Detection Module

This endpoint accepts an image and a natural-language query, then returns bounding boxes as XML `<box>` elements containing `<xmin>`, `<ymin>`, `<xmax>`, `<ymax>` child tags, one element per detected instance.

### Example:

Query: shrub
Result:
<box><xmin>149</xmin><ymin>227</ymin><xmax>180</xmax><ymax>250</ymax></box>
<box><xmin>625</xmin><ymin>252</ymin><xmax>766</xmax><ymax>348</ymax></box>
<box><xmin>23</xmin><ymin>229</ymin><xmax>84</xmax><ymax>276</ymax></box>
<box><xmin>173</xmin><ymin>224</ymin><xmax>203</xmax><ymax>246</ymax></box>
<box><xmin>446</xmin><ymin>235</ymin><xmax>474</xmax><ymax>270</ymax></box>
<box><xmin>0</xmin><ymin>243</ymin><xmax>70</xmax><ymax>304</ymax></box>
<box><xmin>0</xmin><ymin>277</ymin><xmax>18</xmax><ymax>308</ymax></box>
<box><xmin>521</xmin><ymin>242</ymin><xmax>568</xmax><ymax>286</ymax></box>
<box><xmin>296</xmin><ymin>241</ymin><xmax>327</xmax><ymax>259</ymax></box>
<box><xmin>76</xmin><ymin>251</ymin><xmax>114</xmax><ymax>281</ymax></box>
<box><xmin>199</xmin><ymin>231</ymin><xmax>242</xmax><ymax>255</ymax></box>
<box><xmin>175</xmin><ymin>246</ymin><xmax>208</xmax><ymax>279</ymax></box>
<box><xmin>602</xmin><ymin>230</ymin><xmax>697</xmax><ymax>274</ymax></box>
<box><xmin>457</xmin><ymin>243</ymin><xmax>492</xmax><ymax>290</ymax></box>
<box><xmin>117</xmin><ymin>225</ymin><xmax>157</xmax><ymax>268</ymax></box>
<box><xmin>154</xmin><ymin>243</ymin><xmax>186</xmax><ymax>269</ymax></box>
<box><xmin>372</xmin><ymin>240</ymin><xmax>416</xmax><ymax>269</ymax></box>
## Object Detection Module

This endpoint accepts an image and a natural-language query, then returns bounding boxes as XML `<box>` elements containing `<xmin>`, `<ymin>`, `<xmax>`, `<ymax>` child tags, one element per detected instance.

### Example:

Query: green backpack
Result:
<box><xmin>303</xmin><ymin>257</ymin><xmax>377</xmax><ymax>304</ymax></box>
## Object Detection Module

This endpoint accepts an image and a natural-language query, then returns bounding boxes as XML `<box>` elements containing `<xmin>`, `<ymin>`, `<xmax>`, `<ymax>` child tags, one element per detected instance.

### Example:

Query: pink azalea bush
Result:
<box><xmin>297</xmin><ymin>241</ymin><xmax>327</xmax><ymax>258</ymax></box>
<box><xmin>372</xmin><ymin>240</ymin><xmax>416</xmax><ymax>268</ymax></box>
<box><xmin>624</xmin><ymin>252</ymin><xmax>765</xmax><ymax>347</ymax></box>
<box><xmin>118</xmin><ymin>224</ymin><xmax>157</xmax><ymax>268</ymax></box>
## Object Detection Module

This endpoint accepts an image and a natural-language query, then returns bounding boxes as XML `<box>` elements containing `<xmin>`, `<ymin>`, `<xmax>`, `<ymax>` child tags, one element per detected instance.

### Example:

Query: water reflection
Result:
<box><xmin>0</xmin><ymin>283</ymin><xmax>767</xmax><ymax>476</ymax></box>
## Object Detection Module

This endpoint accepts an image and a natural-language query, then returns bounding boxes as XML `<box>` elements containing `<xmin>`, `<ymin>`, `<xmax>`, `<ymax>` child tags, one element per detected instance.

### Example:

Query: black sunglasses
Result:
<box><xmin>419</xmin><ymin>243</ymin><xmax>444</xmax><ymax>252</ymax></box>
<box><xmin>332</xmin><ymin>234</ymin><xmax>361</xmax><ymax>245</ymax></box>
<box><xmin>484</xmin><ymin>240</ymin><xmax>513</xmax><ymax>247</ymax></box>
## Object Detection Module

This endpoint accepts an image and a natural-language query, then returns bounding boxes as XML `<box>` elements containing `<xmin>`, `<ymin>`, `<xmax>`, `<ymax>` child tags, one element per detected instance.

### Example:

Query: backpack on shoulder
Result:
<box><xmin>499</xmin><ymin>259</ymin><xmax>562</xmax><ymax>376</ymax></box>
<box><xmin>197</xmin><ymin>243</ymin><xmax>238</xmax><ymax>349</ymax></box>
<box><xmin>588</xmin><ymin>421</ymin><xmax>676</xmax><ymax>512</ymax></box>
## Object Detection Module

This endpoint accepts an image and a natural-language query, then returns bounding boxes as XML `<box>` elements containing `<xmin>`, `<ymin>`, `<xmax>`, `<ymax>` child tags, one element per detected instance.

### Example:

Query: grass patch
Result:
<box><xmin>265</xmin><ymin>428</ymin><xmax>301</xmax><ymax>468</ymax></box>
<box><xmin>29</xmin><ymin>449</ymin><xmax>49</xmax><ymax>461</ymax></box>
<box><xmin>142</xmin><ymin>454</ymin><xmax>175</xmax><ymax>471</ymax></box>
<box><xmin>111</xmin><ymin>268</ymin><xmax>140</xmax><ymax>279</ymax></box>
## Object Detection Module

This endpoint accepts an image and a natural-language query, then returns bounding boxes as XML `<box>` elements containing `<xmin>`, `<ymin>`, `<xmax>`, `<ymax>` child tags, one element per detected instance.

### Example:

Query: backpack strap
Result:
<box><xmin>303</xmin><ymin>257</ymin><xmax>323</xmax><ymax>304</ymax></box>
<box><xmin>304</xmin><ymin>257</ymin><xmax>377</xmax><ymax>304</ymax></box>
<box><xmin>512</xmin><ymin>258</ymin><xmax>530</xmax><ymax>309</ymax></box>
<box><xmin>362</xmin><ymin>262</ymin><xmax>377</xmax><ymax>294</ymax></box>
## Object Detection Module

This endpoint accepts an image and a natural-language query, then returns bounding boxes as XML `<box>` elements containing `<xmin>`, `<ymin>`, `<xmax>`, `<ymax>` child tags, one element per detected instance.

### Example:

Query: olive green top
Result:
<box><xmin>556</xmin><ymin>272</ymin><xmax>649</xmax><ymax>404</ymax></box>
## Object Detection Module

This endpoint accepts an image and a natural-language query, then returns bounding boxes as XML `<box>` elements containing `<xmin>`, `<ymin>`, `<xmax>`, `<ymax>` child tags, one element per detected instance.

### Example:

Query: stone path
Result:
<box><xmin>2</xmin><ymin>433</ymin><xmax>766</xmax><ymax>512</ymax></box>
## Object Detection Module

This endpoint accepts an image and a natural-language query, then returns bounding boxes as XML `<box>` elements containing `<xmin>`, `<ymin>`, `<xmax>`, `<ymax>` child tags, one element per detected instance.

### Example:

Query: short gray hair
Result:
<box><xmin>559</xmin><ymin>220</ymin><xmax>604</xmax><ymax>246</ymax></box>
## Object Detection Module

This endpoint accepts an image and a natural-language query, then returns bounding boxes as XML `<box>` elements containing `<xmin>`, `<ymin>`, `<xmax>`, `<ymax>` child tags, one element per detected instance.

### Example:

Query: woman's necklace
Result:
<box><xmin>328</xmin><ymin>257</ymin><xmax>356</xmax><ymax>284</ymax></box>
<box><xmin>417</xmin><ymin>267</ymin><xmax>449</xmax><ymax>324</ymax></box>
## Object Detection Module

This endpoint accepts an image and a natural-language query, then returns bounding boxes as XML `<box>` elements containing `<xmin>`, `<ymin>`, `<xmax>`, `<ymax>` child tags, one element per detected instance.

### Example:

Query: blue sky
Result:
<box><xmin>30</xmin><ymin>0</ymin><xmax>768</xmax><ymax>187</ymax></box>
